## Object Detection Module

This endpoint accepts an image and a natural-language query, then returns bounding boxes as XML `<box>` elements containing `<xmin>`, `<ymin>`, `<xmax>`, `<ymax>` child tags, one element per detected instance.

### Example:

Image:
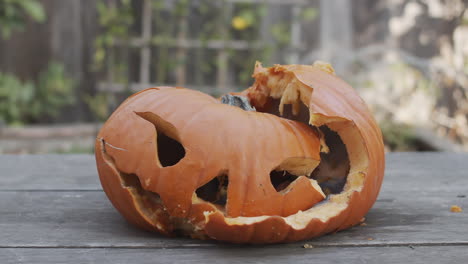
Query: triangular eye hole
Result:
<box><xmin>156</xmin><ymin>131</ymin><xmax>185</xmax><ymax>167</ymax></box>
<box><xmin>136</xmin><ymin>112</ymin><xmax>186</xmax><ymax>167</ymax></box>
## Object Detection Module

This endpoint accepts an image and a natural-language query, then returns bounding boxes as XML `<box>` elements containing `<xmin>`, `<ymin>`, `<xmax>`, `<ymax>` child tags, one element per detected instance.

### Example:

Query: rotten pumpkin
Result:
<box><xmin>95</xmin><ymin>61</ymin><xmax>385</xmax><ymax>244</ymax></box>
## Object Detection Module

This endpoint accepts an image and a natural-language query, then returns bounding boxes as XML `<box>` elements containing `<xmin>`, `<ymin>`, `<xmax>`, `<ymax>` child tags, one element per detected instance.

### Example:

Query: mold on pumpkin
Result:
<box><xmin>95</xmin><ymin>61</ymin><xmax>385</xmax><ymax>244</ymax></box>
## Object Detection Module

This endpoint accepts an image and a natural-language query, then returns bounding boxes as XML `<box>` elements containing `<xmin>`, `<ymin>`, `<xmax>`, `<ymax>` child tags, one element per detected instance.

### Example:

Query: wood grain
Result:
<box><xmin>2</xmin><ymin>152</ymin><xmax>467</xmax><ymax>191</ymax></box>
<box><xmin>0</xmin><ymin>154</ymin><xmax>99</xmax><ymax>190</ymax></box>
<box><xmin>0</xmin><ymin>188</ymin><xmax>466</xmax><ymax>247</ymax></box>
<box><xmin>1</xmin><ymin>246</ymin><xmax>468</xmax><ymax>264</ymax></box>
<box><xmin>0</xmin><ymin>153</ymin><xmax>467</xmax><ymax>262</ymax></box>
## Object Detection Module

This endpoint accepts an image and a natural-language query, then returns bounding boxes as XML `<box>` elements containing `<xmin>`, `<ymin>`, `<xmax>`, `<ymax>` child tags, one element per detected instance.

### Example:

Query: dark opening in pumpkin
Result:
<box><xmin>196</xmin><ymin>172</ymin><xmax>229</xmax><ymax>207</ymax></box>
<box><xmin>268</xmin><ymin>156</ymin><xmax>320</xmax><ymax>194</ymax></box>
<box><xmin>221</xmin><ymin>94</ymin><xmax>350</xmax><ymax>197</ymax></box>
<box><xmin>120</xmin><ymin>172</ymin><xmax>162</xmax><ymax>203</ymax></box>
<box><xmin>270</xmin><ymin>170</ymin><xmax>299</xmax><ymax>192</ymax></box>
<box><xmin>156</xmin><ymin>131</ymin><xmax>185</xmax><ymax>167</ymax></box>
<box><xmin>136</xmin><ymin>112</ymin><xmax>186</xmax><ymax>167</ymax></box>
<box><xmin>311</xmin><ymin>126</ymin><xmax>350</xmax><ymax>195</ymax></box>
<box><xmin>101</xmin><ymin>140</ymin><xmax>202</xmax><ymax>237</ymax></box>
<box><xmin>119</xmin><ymin>172</ymin><xmax>200</xmax><ymax>237</ymax></box>
<box><xmin>221</xmin><ymin>94</ymin><xmax>256</xmax><ymax>111</ymax></box>
<box><xmin>255</xmin><ymin>100</ymin><xmax>350</xmax><ymax>196</ymax></box>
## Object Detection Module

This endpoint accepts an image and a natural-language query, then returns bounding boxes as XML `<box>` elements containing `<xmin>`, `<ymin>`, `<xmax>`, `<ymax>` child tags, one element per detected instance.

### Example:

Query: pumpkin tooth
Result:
<box><xmin>317</xmin><ymin>129</ymin><xmax>330</xmax><ymax>153</ymax></box>
<box><xmin>278</xmin><ymin>82</ymin><xmax>300</xmax><ymax>116</ymax></box>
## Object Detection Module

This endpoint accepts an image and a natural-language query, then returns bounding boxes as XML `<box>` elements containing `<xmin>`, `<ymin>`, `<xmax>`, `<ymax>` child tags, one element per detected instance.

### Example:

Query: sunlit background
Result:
<box><xmin>0</xmin><ymin>0</ymin><xmax>467</xmax><ymax>153</ymax></box>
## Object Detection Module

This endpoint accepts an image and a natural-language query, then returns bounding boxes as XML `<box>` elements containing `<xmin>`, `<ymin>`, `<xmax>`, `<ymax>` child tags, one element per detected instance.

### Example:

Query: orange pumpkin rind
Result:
<box><xmin>95</xmin><ymin>61</ymin><xmax>385</xmax><ymax>244</ymax></box>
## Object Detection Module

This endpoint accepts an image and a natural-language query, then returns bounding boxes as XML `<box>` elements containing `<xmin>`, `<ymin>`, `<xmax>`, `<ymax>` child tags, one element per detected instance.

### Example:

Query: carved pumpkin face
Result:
<box><xmin>95</xmin><ymin>61</ymin><xmax>385</xmax><ymax>244</ymax></box>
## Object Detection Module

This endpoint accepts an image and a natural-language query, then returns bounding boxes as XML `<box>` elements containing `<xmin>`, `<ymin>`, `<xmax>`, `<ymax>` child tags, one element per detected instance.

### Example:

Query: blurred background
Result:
<box><xmin>0</xmin><ymin>0</ymin><xmax>467</xmax><ymax>154</ymax></box>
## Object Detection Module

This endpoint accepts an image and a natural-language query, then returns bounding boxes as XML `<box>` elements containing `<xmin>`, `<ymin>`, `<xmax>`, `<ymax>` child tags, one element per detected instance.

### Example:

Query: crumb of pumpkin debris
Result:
<box><xmin>450</xmin><ymin>205</ymin><xmax>462</xmax><ymax>213</ymax></box>
<box><xmin>367</xmin><ymin>237</ymin><xmax>374</xmax><ymax>241</ymax></box>
<box><xmin>360</xmin><ymin>222</ymin><xmax>367</xmax><ymax>226</ymax></box>
<box><xmin>303</xmin><ymin>244</ymin><xmax>314</xmax><ymax>249</ymax></box>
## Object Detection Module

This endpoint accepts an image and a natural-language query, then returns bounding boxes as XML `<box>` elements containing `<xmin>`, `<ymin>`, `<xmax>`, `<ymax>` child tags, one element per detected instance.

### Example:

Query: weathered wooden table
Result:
<box><xmin>1</xmin><ymin>153</ymin><xmax>467</xmax><ymax>263</ymax></box>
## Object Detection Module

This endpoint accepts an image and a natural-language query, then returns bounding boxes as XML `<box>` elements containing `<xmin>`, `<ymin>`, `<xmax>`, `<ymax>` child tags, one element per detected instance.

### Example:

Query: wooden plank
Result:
<box><xmin>0</xmin><ymin>183</ymin><xmax>466</xmax><ymax>247</ymax></box>
<box><xmin>0</xmin><ymin>191</ymin><xmax>206</xmax><ymax>248</ymax></box>
<box><xmin>1</xmin><ymin>152</ymin><xmax>467</xmax><ymax>190</ymax></box>
<box><xmin>1</xmin><ymin>246</ymin><xmax>468</xmax><ymax>264</ymax></box>
<box><xmin>0</xmin><ymin>155</ymin><xmax>99</xmax><ymax>190</ymax></box>
<box><xmin>0</xmin><ymin>153</ymin><xmax>467</xmax><ymax>249</ymax></box>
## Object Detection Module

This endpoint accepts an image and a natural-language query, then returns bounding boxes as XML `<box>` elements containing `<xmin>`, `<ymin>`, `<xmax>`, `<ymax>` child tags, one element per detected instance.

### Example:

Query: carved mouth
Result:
<box><xmin>215</xmin><ymin>63</ymin><xmax>369</xmax><ymax>229</ymax></box>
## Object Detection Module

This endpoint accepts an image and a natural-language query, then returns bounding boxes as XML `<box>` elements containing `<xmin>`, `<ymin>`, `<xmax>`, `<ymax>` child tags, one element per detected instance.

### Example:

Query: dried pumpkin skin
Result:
<box><xmin>95</xmin><ymin>62</ymin><xmax>385</xmax><ymax>244</ymax></box>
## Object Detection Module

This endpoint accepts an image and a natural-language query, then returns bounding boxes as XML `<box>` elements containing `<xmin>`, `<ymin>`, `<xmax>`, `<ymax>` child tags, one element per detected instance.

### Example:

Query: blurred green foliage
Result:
<box><xmin>34</xmin><ymin>62</ymin><xmax>75</xmax><ymax>119</ymax></box>
<box><xmin>0</xmin><ymin>63</ymin><xmax>74</xmax><ymax>125</ymax></box>
<box><xmin>89</xmin><ymin>1</ymin><xmax>317</xmax><ymax>122</ymax></box>
<box><xmin>380</xmin><ymin>121</ymin><xmax>421</xmax><ymax>151</ymax></box>
<box><xmin>0</xmin><ymin>0</ymin><xmax>45</xmax><ymax>39</ymax></box>
<box><xmin>88</xmin><ymin>0</ymin><xmax>134</xmax><ymax>121</ymax></box>
<box><xmin>93</xmin><ymin>0</ymin><xmax>318</xmax><ymax>88</ymax></box>
<box><xmin>93</xmin><ymin>0</ymin><xmax>133</xmax><ymax>72</ymax></box>
<box><xmin>0</xmin><ymin>73</ymin><xmax>35</xmax><ymax>126</ymax></box>
<box><xmin>83</xmin><ymin>93</ymin><xmax>109</xmax><ymax>122</ymax></box>
<box><xmin>270</xmin><ymin>23</ymin><xmax>291</xmax><ymax>47</ymax></box>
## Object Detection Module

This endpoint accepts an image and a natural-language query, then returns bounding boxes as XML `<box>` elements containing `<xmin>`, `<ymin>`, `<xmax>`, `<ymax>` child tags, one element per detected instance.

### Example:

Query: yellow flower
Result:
<box><xmin>232</xmin><ymin>16</ymin><xmax>249</xmax><ymax>31</ymax></box>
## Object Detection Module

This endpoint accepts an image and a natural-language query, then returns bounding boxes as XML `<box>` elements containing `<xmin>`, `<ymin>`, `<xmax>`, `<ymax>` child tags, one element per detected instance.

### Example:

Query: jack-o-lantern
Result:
<box><xmin>95</xmin><ymin>61</ymin><xmax>385</xmax><ymax>244</ymax></box>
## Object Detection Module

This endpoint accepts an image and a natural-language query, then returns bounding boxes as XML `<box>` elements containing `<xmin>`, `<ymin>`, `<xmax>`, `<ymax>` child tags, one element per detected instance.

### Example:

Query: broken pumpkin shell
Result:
<box><xmin>95</xmin><ymin>61</ymin><xmax>385</xmax><ymax>244</ymax></box>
